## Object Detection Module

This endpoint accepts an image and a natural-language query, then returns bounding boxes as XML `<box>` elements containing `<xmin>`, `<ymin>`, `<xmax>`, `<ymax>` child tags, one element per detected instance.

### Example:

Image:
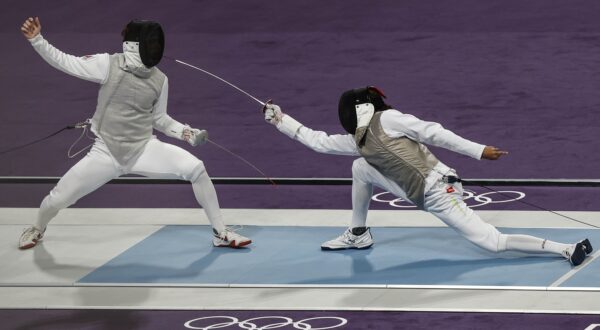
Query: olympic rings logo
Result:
<box><xmin>184</xmin><ymin>316</ymin><xmax>348</xmax><ymax>330</ymax></box>
<box><xmin>372</xmin><ymin>189</ymin><xmax>526</xmax><ymax>208</ymax></box>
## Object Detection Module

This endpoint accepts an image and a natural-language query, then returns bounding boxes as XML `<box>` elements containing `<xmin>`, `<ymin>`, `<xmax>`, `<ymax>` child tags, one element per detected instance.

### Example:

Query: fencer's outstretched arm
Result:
<box><xmin>264</xmin><ymin>104</ymin><xmax>359</xmax><ymax>156</ymax></box>
<box><xmin>21</xmin><ymin>17</ymin><xmax>109</xmax><ymax>84</ymax></box>
<box><xmin>380</xmin><ymin>110</ymin><xmax>507</xmax><ymax>160</ymax></box>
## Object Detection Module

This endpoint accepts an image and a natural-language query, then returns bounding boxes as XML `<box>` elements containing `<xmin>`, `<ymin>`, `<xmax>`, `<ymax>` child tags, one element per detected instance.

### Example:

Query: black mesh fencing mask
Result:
<box><xmin>122</xmin><ymin>20</ymin><xmax>164</xmax><ymax>68</ymax></box>
<box><xmin>338</xmin><ymin>86</ymin><xmax>388</xmax><ymax>134</ymax></box>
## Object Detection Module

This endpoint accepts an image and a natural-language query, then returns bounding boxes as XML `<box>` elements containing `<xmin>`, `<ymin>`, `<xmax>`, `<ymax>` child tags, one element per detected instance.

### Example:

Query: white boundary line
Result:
<box><xmin>2</xmin><ymin>282</ymin><xmax>600</xmax><ymax>291</ymax></box>
<box><xmin>3</xmin><ymin>305</ymin><xmax>600</xmax><ymax>314</ymax></box>
<box><xmin>3</xmin><ymin>283</ymin><xmax>600</xmax><ymax>312</ymax></box>
<box><xmin>550</xmin><ymin>251</ymin><xmax>600</xmax><ymax>287</ymax></box>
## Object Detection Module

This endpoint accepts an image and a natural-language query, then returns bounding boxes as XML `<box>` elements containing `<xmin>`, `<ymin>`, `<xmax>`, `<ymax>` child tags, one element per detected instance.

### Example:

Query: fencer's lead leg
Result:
<box><xmin>190</xmin><ymin>166</ymin><xmax>251</xmax><ymax>247</ymax></box>
<box><xmin>190</xmin><ymin>168</ymin><xmax>225</xmax><ymax>233</ymax></box>
<box><xmin>351</xmin><ymin>163</ymin><xmax>373</xmax><ymax>229</ymax></box>
<box><xmin>321</xmin><ymin>159</ymin><xmax>374</xmax><ymax>250</ymax></box>
<box><xmin>130</xmin><ymin>139</ymin><xmax>251</xmax><ymax>248</ymax></box>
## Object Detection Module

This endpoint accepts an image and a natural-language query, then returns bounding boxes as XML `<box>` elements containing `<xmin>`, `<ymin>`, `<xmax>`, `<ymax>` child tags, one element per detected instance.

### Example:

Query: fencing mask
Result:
<box><xmin>338</xmin><ymin>86</ymin><xmax>389</xmax><ymax>134</ymax></box>
<box><xmin>121</xmin><ymin>20</ymin><xmax>164</xmax><ymax>68</ymax></box>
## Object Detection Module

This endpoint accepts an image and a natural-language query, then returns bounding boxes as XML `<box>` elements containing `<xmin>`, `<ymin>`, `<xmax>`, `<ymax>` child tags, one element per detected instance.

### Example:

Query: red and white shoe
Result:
<box><xmin>19</xmin><ymin>226</ymin><xmax>45</xmax><ymax>250</ymax></box>
<box><xmin>213</xmin><ymin>228</ymin><xmax>252</xmax><ymax>248</ymax></box>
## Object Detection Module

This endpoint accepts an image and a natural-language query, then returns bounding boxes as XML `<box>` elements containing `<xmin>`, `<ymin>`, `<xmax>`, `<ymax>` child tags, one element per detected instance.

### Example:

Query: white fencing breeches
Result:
<box><xmin>36</xmin><ymin>137</ymin><xmax>225</xmax><ymax>232</ymax></box>
<box><xmin>350</xmin><ymin>158</ymin><xmax>571</xmax><ymax>255</ymax></box>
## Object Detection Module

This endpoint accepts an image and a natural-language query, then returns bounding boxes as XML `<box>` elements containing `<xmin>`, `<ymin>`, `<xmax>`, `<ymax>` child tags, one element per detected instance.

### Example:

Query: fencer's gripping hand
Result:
<box><xmin>21</xmin><ymin>17</ymin><xmax>41</xmax><ymax>39</ymax></box>
<box><xmin>481</xmin><ymin>146</ymin><xmax>508</xmax><ymax>160</ymax></box>
<box><xmin>263</xmin><ymin>103</ymin><xmax>283</xmax><ymax>126</ymax></box>
<box><xmin>182</xmin><ymin>125</ymin><xmax>208</xmax><ymax>147</ymax></box>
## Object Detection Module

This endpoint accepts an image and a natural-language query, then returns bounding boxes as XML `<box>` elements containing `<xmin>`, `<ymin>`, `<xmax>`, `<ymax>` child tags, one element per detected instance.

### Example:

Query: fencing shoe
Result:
<box><xmin>213</xmin><ymin>228</ymin><xmax>252</xmax><ymax>248</ymax></box>
<box><xmin>581</xmin><ymin>238</ymin><xmax>593</xmax><ymax>255</ymax></box>
<box><xmin>19</xmin><ymin>226</ymin><xmax>45</xmax><ymax>250</ymax></box>
<box><xmin>563</xmin><ymin>239</ymin><xmax>591</xmax><ymax>266</ymax></box>
<box><xmin>321</xmin><ymin>227</ymin><xmax>373</xmax><ymax>250</ymax></box>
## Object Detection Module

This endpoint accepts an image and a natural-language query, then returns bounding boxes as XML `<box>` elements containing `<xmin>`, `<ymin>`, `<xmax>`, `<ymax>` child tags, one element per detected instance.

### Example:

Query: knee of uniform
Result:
<box><xmin>352</xmin><ymin>158</ymin><xmax>369</xmax><ymax>175</ymax></box>
<box><xmin>187</xmin><ymin>160</ymin><xmax>207</xmax><ymax>182</ymax></box>
<box><xmin>475</xmin><ymin>232</ymin><xmax>507</xmax><ymax>253</ymax></box>
<box><xmin>477</xmin><ymin>240</ymin><xmax>501</xmax><ymax>253</ymax></box>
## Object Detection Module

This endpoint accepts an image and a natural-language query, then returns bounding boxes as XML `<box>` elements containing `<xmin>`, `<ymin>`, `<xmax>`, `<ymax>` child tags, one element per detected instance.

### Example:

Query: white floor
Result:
<box><xmin>1</xmin><ymin>207</ymin><xmax>599</xmax><ymax>313</ymax></box>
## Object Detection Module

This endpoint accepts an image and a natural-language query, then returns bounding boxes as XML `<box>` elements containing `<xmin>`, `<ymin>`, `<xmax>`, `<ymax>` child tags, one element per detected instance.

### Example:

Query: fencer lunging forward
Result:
<box><xmin>18</xmin><ymin>17</ymin><xmax>251</xmax><ymax>249</ymax></box>
<box><xmin>264</xmin><ymin>86</ymin><xmax>592</xmax><ymax>266</ymax></box>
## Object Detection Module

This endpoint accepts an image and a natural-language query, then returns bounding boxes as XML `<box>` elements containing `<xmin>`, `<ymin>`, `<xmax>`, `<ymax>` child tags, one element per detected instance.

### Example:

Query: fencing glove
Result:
<box><xmin>182</xmin><ymin>125</ymin><xmax>208</xmax><ymax>146</ymax></box>
<box><xmin>264</xmin><ymin>103</ymin><xmax>283</xmax><ymax>125</ymax></box>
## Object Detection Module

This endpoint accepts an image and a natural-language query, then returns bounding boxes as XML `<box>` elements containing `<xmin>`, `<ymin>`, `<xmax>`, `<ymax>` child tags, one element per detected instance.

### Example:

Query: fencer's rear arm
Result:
<box><xmin>380</xmin><ymin>110</ymin><xmax>485</xmax><ymax>160</ymax></box>
<box><xmin>28</xmin><ymin>34</ymin><xmax>109</xmax><ymax>84</ymax></box>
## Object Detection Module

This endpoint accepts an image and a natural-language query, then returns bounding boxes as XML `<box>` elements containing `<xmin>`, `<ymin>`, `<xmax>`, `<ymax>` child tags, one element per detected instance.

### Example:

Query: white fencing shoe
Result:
<box><xmin>19</xmin><ymin>226</ymin><xmax>45</xmax><ymax>250</ymax></box>
<box><xmin>321</xmin><ymin>227</ymin><xmax>373</xmax><ymax>250</ymax></box>
<box><xmin>213</xmin><ymin>228</ymin><xmax>252</xmax><ymax>248</ymax></box>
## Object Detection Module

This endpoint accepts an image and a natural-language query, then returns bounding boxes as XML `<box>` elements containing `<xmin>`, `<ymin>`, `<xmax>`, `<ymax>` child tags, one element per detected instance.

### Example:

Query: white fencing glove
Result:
<box><xmin>263</xmin><ymin>103</ymin><xmax>283</xmax><ymax>125</ymax></box>
<box><xmin>182</xmin><ymin>125</ymin><xmax>208</xmax><ymax>146</ymax></box>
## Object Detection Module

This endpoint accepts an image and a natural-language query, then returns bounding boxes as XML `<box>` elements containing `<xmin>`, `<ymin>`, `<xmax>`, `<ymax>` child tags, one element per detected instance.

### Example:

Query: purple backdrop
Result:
<box><xmin>1</xmin><ymin>0</ymin><xmax>599</xmax><ymax>179</ymax></box>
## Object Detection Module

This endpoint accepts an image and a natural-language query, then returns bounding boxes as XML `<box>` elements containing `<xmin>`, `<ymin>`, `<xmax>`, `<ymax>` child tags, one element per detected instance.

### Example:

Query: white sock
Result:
<box><xmin>192</xmin><ymin>171</ymin><xmax>225</xmax><ymax>233</ymax></box>
<box><xmin>505</xmin><ymin>234</ymin><xmax>571</xmax><ymax>257</ymax></box>
<box><xmin>35</xmin><ymin>195</ymin><xmax>58</xmax><ymax>231</ymax></box>
<box><xmin>351</xmin><ymin>177</ymin><xmax>373</xmax><ymax>229</ymax></box>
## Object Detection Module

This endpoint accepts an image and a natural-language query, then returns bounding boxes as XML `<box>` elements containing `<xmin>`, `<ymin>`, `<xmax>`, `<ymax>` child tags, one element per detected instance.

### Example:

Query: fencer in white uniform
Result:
<box><xmin>264</xmin><ymin>86</ymin><xmax>592</xmax><ymax>266</ymax></box>
<box><xmin>18</xmin><ymin>17</ymin><xmax>251</xmax><ymax>249</ymax></box>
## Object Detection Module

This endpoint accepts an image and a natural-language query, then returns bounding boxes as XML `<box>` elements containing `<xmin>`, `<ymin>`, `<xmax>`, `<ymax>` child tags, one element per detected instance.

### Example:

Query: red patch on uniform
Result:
<box><xmin>82</xmin><ymin>55</ymin><xmax>94</xmax><ymax>60</ymax></box>
<box><xmin>446</xmin><ymin>186</ymin><xmax>455</xmax><ymax>193</ymax></box>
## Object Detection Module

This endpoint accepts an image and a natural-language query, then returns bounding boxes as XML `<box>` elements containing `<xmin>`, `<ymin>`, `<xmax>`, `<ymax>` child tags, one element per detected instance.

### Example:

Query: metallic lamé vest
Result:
<box><xmin>91</xmin><ymin>54</ymin><xmax>165</xmax><ymax>164</ymax></box>
<box><xmin>355</xmin><ymin>111</ymin><xmax>439</xmax><ymax>209</ymax></box>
